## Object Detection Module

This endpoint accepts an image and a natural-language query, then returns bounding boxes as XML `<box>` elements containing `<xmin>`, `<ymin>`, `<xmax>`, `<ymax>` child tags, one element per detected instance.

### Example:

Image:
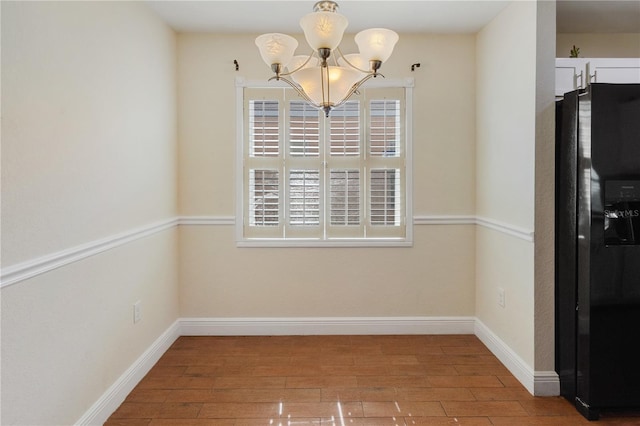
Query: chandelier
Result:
<box><xmin>255</xmin><ymin>1</ymin><xmax>399</xmax><ymax>117</ymax></box>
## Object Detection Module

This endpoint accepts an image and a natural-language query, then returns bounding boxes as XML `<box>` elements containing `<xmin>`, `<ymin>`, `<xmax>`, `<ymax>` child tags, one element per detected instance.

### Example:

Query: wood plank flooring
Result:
<box><xmin>105</xmin><ymin>335</ymin><xmax>640</xmax><ymax>425</ymax></box>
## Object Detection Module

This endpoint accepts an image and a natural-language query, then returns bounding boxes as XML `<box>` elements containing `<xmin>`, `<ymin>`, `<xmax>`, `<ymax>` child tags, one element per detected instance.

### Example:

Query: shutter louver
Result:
<box><xmin>250</xmin><ymin>100</ymin><xmax>279</xmax><ymax>157</ymax></box>
<box><xmin>370</xmin><ymin>100</ymin><xmax>400</xmax><ymax>157</ymax></box>
<box><xmin>249</xmin><ymin>169</ymin><xmax>279</xmax><ymax>226</ymax></box>
<box><xmin>330</xmin><ymin>101</ymin><xmax>360</xmax><ymax>156</ymax></box>
<box><xmin>289</xmin><ymin>170</ymin><xmax>320</xmax><ymax>225</ymax></box>
<box><xmin>370</xmin><ymin>169</ymin><xmax>400</xmax><ymax>226</ymax></box>
<box><xmin>289</xmin><ymin>101</ymin><xmax>320</xmax><ymax>157</ymax></box>
<box><xmin>330</xmin><ymin>169</ymin><xmax>360</xmax><ymax>225</ymax></box>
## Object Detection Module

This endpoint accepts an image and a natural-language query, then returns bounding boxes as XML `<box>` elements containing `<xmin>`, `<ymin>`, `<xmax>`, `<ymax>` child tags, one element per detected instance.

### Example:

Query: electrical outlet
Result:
<box><xmin>133</xmin><ymin>301</ymin><xmax>142</xmax><ymax>323</ymax></box>
<box><xmin>498</xmin><ymin>288</ymin><xmax>505</xmax><ymax>308</ymax></box>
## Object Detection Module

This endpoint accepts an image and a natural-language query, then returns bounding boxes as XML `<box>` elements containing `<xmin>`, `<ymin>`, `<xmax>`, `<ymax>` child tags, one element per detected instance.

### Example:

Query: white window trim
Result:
<box><xmin>235</xmin><ymin>76</ymin><xmax>414</xmax><ymax>247</ymax></box>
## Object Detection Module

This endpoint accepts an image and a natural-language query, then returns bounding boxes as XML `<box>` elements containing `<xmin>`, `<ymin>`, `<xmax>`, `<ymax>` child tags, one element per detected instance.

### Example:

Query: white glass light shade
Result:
<box><xmin>299</xmin><ymin>11</ymin><xmax>348</xmax><ymax>50</ymax></box>
<box><xmin>354</xmin><ymin>28</ymin><xmax>399</xmax><ymax>63</ymax></box>
<box><xmin>292</xmin><ymin>66</ymin><xmax>362</xmax><ymax>106</ymax></box>
<box><xmin>338</xmin><ymin>53</ymin><xmax>368</xmax><ymax>77</ymax></box>
<box><xmin>255</xmin><ymin>33</ymin><xmax>298</xmax><ymax>68</ymax></box>
<box><xmin>286</xmin><ymin>55</ymin><xmax>319</xmax><ymax>73</ymax></box>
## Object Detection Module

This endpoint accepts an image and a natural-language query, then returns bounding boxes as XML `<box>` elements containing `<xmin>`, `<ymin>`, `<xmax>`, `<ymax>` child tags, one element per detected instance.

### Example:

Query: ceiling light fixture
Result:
<box><xmin>255</xmin><ymin>1</ymin><xmax>399</xmax><ymax>117</ymax></box>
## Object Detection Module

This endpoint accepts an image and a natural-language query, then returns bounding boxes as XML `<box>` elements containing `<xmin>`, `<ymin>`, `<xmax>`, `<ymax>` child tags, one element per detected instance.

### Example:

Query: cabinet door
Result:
<box><xmin>588</xmin><ymin>58</ymin><xmax>640</xmax><ymax>84</ymax></box>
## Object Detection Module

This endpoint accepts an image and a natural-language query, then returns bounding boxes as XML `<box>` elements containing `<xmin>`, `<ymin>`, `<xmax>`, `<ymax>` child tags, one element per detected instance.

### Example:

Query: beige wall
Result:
<box><xmin>180</xmin><ymin>226</ymin><xmax>476</xmax><ymax>317</ymax></box>
<box><xmin>180</xmin><ymin>226</ymin><xmax>474</xmax><ymax>318</ymax></box>
<box><xmin>557</xmin><ymin>33</ymin><xmax>640</xmax><ymax>58</ymax></box>
<box><xmin>177</xmin><ymin>32</ymin><xmax>478</xmax><ymax>318</ymax></box>
<box><xmin>475</xmin><ymin>1</ymin><xmax>538</xmax><ymax>367</ymax></box>
<box><xmin>2</xmin><ymin>2</ymin><xmax>178</xmax><ymax>265</ymax></box>
<box><xmin>1</xmin><ymin>2</ymin><xmax>179</xmax><ymax>424</ymax></box>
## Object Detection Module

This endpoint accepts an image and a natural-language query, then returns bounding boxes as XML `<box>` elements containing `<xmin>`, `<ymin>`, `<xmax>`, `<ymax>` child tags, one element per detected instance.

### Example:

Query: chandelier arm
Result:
<box><xmin>331</xmin><ymin>84</ymin><xmax>364</xmax><ymax>109</ymax></box>
<box><xmin>267</xmin><ymin>75</ymin><xmax>321</xmax><ymax>108</ymax></box>
<box><xmin>277</xmin><ymin>50</ymin><xmax>317</xmax><ymax>77</ymax></box>
<box><xmin>330</xmin><ymin>52</ymin><xmax>339</xmax><ymax>67</ymax></box>
<box><xmin>335</xmin><ymin>47</ymin><xmax>370</xmax><ymax>74</ymax></box>
<box><xmin>331</xmin><ymin>72</ymin><xmax>385</xmax><ymax>109</ymax></box>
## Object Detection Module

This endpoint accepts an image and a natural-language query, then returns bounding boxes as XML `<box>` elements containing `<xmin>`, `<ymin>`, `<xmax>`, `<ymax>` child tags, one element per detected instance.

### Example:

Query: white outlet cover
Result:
<box><xmin>498</xmin><ymin>288</ymin><xmax>505</xmax><ymax>308</ymax></box>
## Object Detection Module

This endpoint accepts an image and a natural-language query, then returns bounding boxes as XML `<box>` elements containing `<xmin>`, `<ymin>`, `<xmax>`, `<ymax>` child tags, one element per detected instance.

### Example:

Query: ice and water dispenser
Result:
<box><xmin>604</xmin><ymin>180</ymin><xmax>640</xmax><ymax>246</ymax></box>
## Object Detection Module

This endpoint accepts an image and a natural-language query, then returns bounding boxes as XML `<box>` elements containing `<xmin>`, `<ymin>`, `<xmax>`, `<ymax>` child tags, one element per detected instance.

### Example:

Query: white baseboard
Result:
<box><xmin>533</xmin><ymin>370</ymin><xmax>561</xmax><ymax>396</ymax></box>
<box><xmin>474</xmin><ymin>319</ymin><xmax>535</xmax><ymax>394</ymax></box>
<box><xmin>474</xmin><ymin>319</ymin><xmax>559</xmax><ymax>396</ymax></box>
<box><xmin>180</xmin><ymin>316</ymin><xmax>476</xmax><ymax>336</ymax></box>
<box><xmin>75</xmin><ymin>320</ymin><xmax>181</xmax><ymax>426</ymax></box>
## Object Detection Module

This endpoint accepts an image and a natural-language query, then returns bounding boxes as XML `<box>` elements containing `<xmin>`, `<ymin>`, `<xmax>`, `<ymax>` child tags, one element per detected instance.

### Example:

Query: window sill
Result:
<box><xmin>236</xmin><ymin>238</ymin><xmax>413</xmax><ymax>248</ymax></box>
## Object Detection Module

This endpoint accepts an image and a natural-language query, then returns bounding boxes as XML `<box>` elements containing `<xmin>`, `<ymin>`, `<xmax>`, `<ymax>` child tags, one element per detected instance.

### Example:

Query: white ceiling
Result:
<box><xmin>145</xmin><ymin>1</ymin><xmax>510</xmax><ymax>34</ymax></box>
<box><xmin>145</xmin><ymin>0</ymin><xmax>640</xmax><ymax>34</ymax></box>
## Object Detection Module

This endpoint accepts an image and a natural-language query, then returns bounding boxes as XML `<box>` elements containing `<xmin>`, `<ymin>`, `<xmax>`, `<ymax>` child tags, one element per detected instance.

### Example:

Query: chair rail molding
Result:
<box><xmin>0</xmin><ymin>218</ymin><xmax>178</xmax><ymax>289</ymax></box>
<box><xmin>1</xmin><ymin>214</ymin><xmax>533</xmax><ymax>288</ymax></box>
<box><xmin>475</xmin><ymin>216</ymin><xmax>534</xmax><ymax>242</ymax></box>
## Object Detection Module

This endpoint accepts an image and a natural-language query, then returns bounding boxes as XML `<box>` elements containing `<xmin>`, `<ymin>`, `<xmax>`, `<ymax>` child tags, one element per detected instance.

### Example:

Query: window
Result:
<box><xmin>237</xmin><ymin>81</ymin><xmax>412</xmax><ymax>246</ymax></box>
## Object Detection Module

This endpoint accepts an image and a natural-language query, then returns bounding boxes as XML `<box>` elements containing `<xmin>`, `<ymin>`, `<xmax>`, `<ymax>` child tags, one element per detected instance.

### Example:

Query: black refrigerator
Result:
<box><xmin>556</xmin><ymin>83</ymin><xmax>640</xmax><ymax>420</ymax></box>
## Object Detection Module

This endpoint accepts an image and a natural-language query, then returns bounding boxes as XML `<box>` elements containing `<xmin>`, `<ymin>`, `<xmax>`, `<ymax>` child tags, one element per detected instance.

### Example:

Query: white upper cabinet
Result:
<box><xmin>556</xmin><ymin>58</ymin><xmax>640</xmax><ymax>97</ymax></box>
<box><xmin>588</xmin><ymin>58</ymin><xmax>640</xmax><ymax>84</ymax></box>
<box><xmin>556</xmin><ymin>58</ymin><xmax>589</xmax><ymax>97</ymax></box>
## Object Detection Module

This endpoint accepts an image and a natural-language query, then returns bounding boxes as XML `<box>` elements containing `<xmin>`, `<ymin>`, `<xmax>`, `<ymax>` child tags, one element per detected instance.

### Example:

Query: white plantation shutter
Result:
<box><xmin>241</xmin><ymin>85</ymin><xmax>408</xmax><ymax>244</ymax></box>
<box><xmin>243</xmin><ymin>89</ymin><xmax>285</xmax><ymax>238</ymax></box>
<box><xmin>325</xmin><ymin>99</ymin><xmax>365</xmax><ymax>238</ymax></box>
<box><xmin>285</xmin><ymin>93</ymin><xmax>325</xmax><ymax>238</ymax></box>
<box><xmin>365</xmin><ymin>89</ymin><xmax>405</xmax><ymax>238</ymax></box>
